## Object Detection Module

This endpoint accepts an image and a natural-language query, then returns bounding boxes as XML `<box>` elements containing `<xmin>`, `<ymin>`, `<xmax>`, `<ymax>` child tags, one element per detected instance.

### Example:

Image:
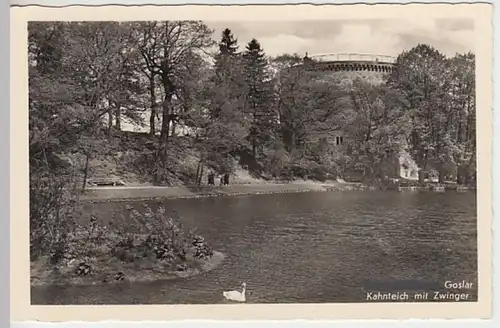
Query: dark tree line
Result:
<box><xmin>387</xmin><ymin>45</ymin><xmax>476</xmax><ymax>184</ymax></box>
<box><xmin>29</xmin><ymin>22</ymin><xmax>476</xmax><ymax>195</ymax></box>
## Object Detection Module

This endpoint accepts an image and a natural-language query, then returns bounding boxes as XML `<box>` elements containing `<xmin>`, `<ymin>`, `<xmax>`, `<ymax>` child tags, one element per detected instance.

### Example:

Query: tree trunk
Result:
<box><xmin>195</xmin><ymin>160</ymin><xmax>201</xmax><ymax>186</ymax></box>
<box><xmin>198</xmin><ymin>163</ymin><xmax>205</xmax><ymax>186</ymax></box>
<box><xmin>456</xmin><ymin>165</ymin><xmax>464</xmax><ymax>185</ymax></box>
<box><xmin>289</xmin><ymin>130</ymin><xmax>296</xmax><ymax>153</ymax></box>
<box><xmin>107</xmin><ymin>110</ymin><xmax>113</xmax><ymax>137</ymax></box>
<box><xmin>115</xmin><ymin>103</ymin><xmax>121</xmax><ymax>131</ymax></box>
<box><xmin>158</xmin><ymin>92</ymin><xmax>174</xmax><ymax>167</ymax></box>
<box><xmin>464</xmin><ymin>173</ymin><xmax>472</xmax><ymax>186</ymax></box>
<box><xmin>82</xmin><ymin>153</ymin><xmax>90</xmax><ymax>192</ymax></box>
<box><xmin>464</xmin><ymin>161</ymin><xmax>476</xmax><ymax>186</ymax></box>
<box><xmin>418</xmin><ymin>170</ymin><xmax>425</xmax><ymax>184</ymax></box>
<box><xmin>157</xmin><ymin>73</ymin><xmax>176</xmax><ymax>185</ymax></box>
<box><xmin>149</xmin><ymin>76</ymin><xmax>156</xmax><ymax>136</ymax></box>
<box><xmin>171</xmin><ymin>121</ymin><xmax>177</xmax><ymax>137</ymax></box>
<box><xmin>438</xmin><ymin>169</ymin><xmax>445</xmax><ymax>184</ymax></box>
<box><xmin>160</xmin><ymin>89</ymin><xmax>174</xmax><ymax>141</ymax></box>
<box><xmin>251</xmin><ymin>138</ymin><xmax>256</xmax><ymax>161</ymax></box>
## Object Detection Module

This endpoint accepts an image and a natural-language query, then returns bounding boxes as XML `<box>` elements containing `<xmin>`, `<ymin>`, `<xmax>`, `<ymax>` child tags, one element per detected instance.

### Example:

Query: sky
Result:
<box><xmin>205</xmin><ymin>18</ymin><xmax>474</xmax><ymax>58</ymax></box>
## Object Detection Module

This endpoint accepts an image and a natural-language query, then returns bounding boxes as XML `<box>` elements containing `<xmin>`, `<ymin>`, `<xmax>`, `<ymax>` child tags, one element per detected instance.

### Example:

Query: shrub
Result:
<box><xmin>129</xmin><ymin>206</ymin><xmax>188</xmax><ymax>257</ymax></box>
<box><xmin>30</xmin><ymin>168</ymin><xmax>216</xmax><ymax>277</ymax></box>
<box><xmin>29</xmin><ymin>169</ymin><xmax>80</xmax><ymax>262</ymax></box>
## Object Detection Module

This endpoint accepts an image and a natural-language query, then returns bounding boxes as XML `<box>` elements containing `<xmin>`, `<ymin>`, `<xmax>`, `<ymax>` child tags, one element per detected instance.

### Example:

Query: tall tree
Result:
<box><xmin>28</xmin><ymin>22</ymin><xmax>124</xmax><ymax>168</ymax></box>
<box><xmin>346</xmin><ymin>78</ymin><xmax>410</xmax><ymax>180</ymax></box>
<box><xmin>104</xmin><ymin>26</ymin><xmax>146</xmax><ymax>133</ymax></box>
<box><xmin>387</xmin><ymin>44</ymin><xmax>448</xmax><ymax>183</ymax></box>
<box><xmin>190</xmin><ymin>28</ymin><xmax>247</xmax><ymax>180</ymax></box>
<box><xmin>130</xmin><ymin>21</ymin><xmax>215</xmax><ymax>183</ymax></box>
<box><xmin>129</xmin><ymin>22</ymin><xmax>163</xmax><ymax>136</ymax></box>
<box><xmin>448</xmin><ymin>52</ymin><xmax>476</xmax><ymax>184</ymax></box>
<box><xmin>242</xmin><ymin>39</ymin><xmax>276</xmax><ymax>162</ymax></box>
<box><xmin>218</xmin><ymin>28</ymin><xmax>239</xmax><ymax>55</ymax></box>
<box><xmin>210</xmin><ymin>28</ymin><xmax>243</xmax><ymax>120</ymax></box>
<box><xmin>29</xmin><ymin>22</ymin><xmax>76</xmax><ymax>170</ymax></box>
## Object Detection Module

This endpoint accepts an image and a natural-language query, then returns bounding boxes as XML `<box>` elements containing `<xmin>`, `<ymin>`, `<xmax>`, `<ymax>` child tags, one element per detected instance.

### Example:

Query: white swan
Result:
<box><xmin>223</xmin><ymin>282</ymin><xmax>246</xmax><ymax>302</ymax></box>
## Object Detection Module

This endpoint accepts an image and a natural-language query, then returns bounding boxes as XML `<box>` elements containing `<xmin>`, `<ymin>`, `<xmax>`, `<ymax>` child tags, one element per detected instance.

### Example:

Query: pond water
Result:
<box><xmin>31</xmin><ymin>191</ymin><xmax>478</xmax><ymax>304</ymax></box>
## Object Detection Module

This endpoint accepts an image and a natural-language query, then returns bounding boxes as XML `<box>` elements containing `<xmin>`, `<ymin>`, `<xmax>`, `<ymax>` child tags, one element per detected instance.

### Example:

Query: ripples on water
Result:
<box><xmin>31</xmin><ymin>191</ymin><xmax>477</xmax><ymax>304</ymax></box>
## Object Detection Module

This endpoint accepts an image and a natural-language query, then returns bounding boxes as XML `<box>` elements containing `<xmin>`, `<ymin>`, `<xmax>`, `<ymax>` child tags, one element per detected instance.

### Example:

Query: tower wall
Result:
<box><xmin>303</xmin><ymin>55</ymin><xmax>396</xmax><ymax>87</ymax></box>
<box><xmin>300</xmin><ymin>54</ymin><xmax>418</xmax><ymax>181</ymax></box>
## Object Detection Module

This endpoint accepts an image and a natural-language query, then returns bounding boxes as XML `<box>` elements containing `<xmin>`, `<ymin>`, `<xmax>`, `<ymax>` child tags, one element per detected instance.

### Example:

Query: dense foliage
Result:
<box><xmin>29</xmin><ymin>22</ymin><xmax>476</xmax><ymax>263</ymax></box>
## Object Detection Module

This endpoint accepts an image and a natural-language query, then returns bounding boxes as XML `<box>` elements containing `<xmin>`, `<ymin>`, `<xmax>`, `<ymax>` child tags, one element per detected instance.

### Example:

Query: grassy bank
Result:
<box><xmin>30</xmin><ymin>205</ymin><xmax>224</xmax><ymax>287</ymax></box>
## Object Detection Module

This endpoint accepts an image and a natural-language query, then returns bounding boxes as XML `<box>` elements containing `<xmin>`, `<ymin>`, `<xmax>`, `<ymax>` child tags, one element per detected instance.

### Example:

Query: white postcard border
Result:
<box><xmin>5</xmin><ymin>0</ymin><xmax>498</xmax><ymax>326</ymax></box>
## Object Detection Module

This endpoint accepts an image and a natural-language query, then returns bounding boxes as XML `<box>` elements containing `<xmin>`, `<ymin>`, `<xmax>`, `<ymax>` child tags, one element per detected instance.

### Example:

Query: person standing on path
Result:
<box><xmin>207</xmin><ymin>172</ymin><xmax>215</xmax><ymax>186</ymax></box>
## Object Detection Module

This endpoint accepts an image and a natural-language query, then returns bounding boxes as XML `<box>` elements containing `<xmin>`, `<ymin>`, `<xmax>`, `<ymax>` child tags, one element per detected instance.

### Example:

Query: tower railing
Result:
<box><xmin>309</xmin><ymin>53</ymin><xmax>396</xmax><ymax>64</ymax></box>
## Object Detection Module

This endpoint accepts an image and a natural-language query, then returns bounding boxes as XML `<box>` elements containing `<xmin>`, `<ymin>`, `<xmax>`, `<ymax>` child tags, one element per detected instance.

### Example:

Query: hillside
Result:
<box><xmin>64</xmin><ymin>130</ymin><xmax>271</xmax><ymax>188</ymax></box>
<box><xmin>72</xmin><ymin>67</ymin><xmax>398</xmax><ymax>188</ymax></box>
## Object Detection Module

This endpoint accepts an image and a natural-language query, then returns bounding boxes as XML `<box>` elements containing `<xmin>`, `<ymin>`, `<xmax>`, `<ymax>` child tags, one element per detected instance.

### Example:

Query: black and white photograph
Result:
<box><xmin>14</xmin><ymin>2</ymin><xmax>491</xmax><ymax>318</ymax></box>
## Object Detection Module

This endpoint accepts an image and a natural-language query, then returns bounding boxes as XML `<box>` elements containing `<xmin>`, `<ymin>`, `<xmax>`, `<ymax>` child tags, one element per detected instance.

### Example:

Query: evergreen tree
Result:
<box><xmin>197</xmin><ymin>28</ymin><xmax>247</xmax><ymax>175</ymax></box>
<box><xmin>218</xmin><ymin>28</ymin><xmax>239</xmax><ymax>55</ymax></box>
<box><xmin>242</xmin><ymin>38</ymin><xmax>276</xmax><ymax>161</ymax></box>
<box><xmin>214</xmin><ymin>28</ymin><xmax>239</xmax><ymax>81</ymax></box>
<box><xmin>211</xmin><ymin>28</ymin><xmax>243</xmax><ymax>120</ymax></box>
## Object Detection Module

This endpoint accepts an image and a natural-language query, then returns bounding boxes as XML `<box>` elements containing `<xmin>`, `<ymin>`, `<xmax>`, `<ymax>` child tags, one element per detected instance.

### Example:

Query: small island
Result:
<box><xmin>30</xmin><ymin>205</ymin><xmax>223</xmax><ymax>287</ymax></box>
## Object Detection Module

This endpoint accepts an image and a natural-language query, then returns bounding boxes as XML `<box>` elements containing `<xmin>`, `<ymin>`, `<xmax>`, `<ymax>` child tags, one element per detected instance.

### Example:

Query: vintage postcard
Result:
<box><xmin>10</xmin><ymin>2</ymin><xmax>493</xmax><ymax>322</ymax></box>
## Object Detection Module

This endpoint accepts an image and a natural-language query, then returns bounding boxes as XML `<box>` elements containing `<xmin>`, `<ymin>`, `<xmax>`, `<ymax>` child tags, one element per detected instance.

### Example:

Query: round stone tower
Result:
<box><xmin>303</xmin><ymin>52</ymin><xmax>397</xmax><ymax>86</ymax></box>
<box><xmin>300</xmin><ymin>53</ymin><xmax>416</xmax><ymax>181</ymax></box>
